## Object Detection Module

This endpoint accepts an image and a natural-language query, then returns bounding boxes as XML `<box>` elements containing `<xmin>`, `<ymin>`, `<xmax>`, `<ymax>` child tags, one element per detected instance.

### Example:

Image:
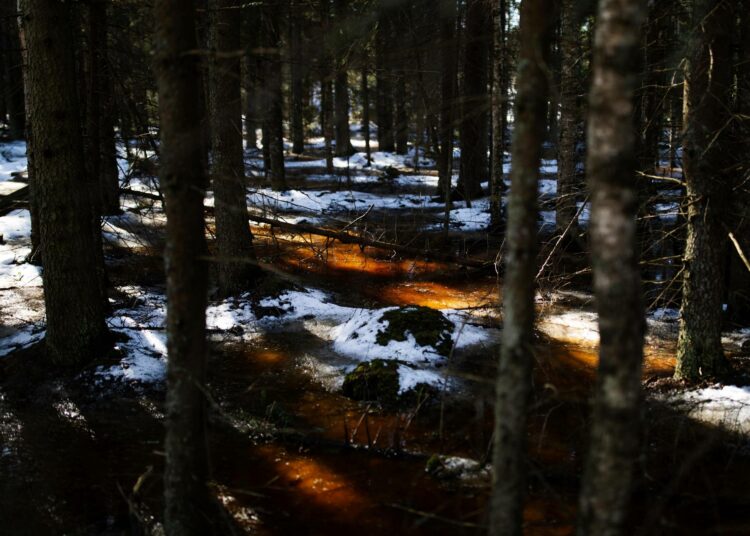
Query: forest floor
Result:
<box><xmin>1</xmin><ymin>130</ymin><xmax>749</xmax><ymax>535</ymax></box>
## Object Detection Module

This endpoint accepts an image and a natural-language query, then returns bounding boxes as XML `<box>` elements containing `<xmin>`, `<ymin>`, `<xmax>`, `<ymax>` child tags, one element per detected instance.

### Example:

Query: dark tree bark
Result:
<box><xmin>2</xmin><ymin>0</ymin><xmax>26</xmax><ymax>140</ymax></box>
<box><xmin>333</xmin><ymin>0</ymin><xmax>352</xmax><ymax>156</ymax></box>
<box><xmin>20</xmin><ymin>0</ymin><xmax>108</xmax><ymax>365</ymax></box>
<box><xmin>289</xmin><ymin>0</ymin><xmax>305</xmax><ymax>154</ymax></box>
<box><xmin>153</xmin><ymin>0</ymin><xmax>212</xmax><ymax>533</ymax></box>
<box><xmin>674</xmin><ymin>0</ymin><xmax>733</xmax><ymax>382</ymax></box>
<box><xmin>457</xmin><ymin>0</ymin><xmax>489</xmax><ymax>201</ymax></box>
<box><xmin>376</xmin><ymin>1</ymin><xmax>394</xmax><ymax>152</ymax></box>
<box><xmin>395</xmin><ymin>67</ymin><xmax>408</xmax><ymax>155</ymax></box>
<box><xmin>361</xmin><ymin>65</ymin><xmax>372</xmax><ymax>165</ymax></box>
<box><xmin>262</xmin><ymin>2</ymin><xmax>286</xmax><ymax>190</ymax></box>
<box><xmin>490</xmin><ymin>0</ymin><xmax>508</xmax><ymax>232</ymax></box>
<box><xmin>727</xmin><ymin>0</ymin><xmax>750</xmax><ymax>323</ymax></box>
<box><xmin>488</xmin><ymin>0</ymin><xmax>556</xmax><ymax>533</ymax></box>
<box><xmin>576</xmin><ymin>1</ymin><xmax>647</xmax><ymax>534</ymax></box>
<box><xmin>320</xmin><ymin>0</ymin><xmax>334</xmax><ymax>172</ymax></box>
<box><xmin>85</xmin><ymin>0</ymin><xmax>120</xmax><ymax>216</ymax></box>
<box><xmin>209</xmin><ymin>0</ymin><xmax>257</xmax><ymax>297</ymax></box>
<box><xmin>556</xmin><ymin>0</ymin><xmax>581</xmax><ymax>235</ymax></box>
<box><xmin>437</xmin><ymin>0</ymin><xmax>457</xmax><ymax>200</ymax></box>
<box><xmin>243</xmin><ymin>4</ymin><xmax>261</xmax><ymax>150</ymax></box>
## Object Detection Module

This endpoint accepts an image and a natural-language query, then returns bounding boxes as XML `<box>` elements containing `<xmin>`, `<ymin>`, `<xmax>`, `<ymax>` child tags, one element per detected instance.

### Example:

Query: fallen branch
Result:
<box><xmin>245</xmin><ymin>212</ymin><xmax>489</xmax><ymax>268</ymax></box>
<box><xmin>121</xmin><ymin>187</ymin><xmax>490</xmax><ymax>268</ymax></box>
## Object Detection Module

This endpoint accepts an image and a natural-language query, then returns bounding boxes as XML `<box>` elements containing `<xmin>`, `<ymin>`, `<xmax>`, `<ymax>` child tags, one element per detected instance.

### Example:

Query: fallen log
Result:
<box><xmin>120</xmin><ymin>187</ymin><xmax>490</xmax><ymax>269</ymax></box>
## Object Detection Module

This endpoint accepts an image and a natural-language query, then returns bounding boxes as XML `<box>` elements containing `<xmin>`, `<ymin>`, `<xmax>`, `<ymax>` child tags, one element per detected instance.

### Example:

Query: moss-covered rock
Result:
<box><xmin>375</xmin><ymin>306</ymin><xmax>454</xmax><ymax>356</ymax></box>
<box><xmin>342</xmin><ymin>359</ymin><xmax>400</xmax><ymax>405</ymax></box>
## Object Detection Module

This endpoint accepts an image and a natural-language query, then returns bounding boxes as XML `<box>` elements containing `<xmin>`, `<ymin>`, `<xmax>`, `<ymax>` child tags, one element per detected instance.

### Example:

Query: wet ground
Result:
<box><xmin>2</xmin><ymin>147</ymin><xmax>750</xmax><ymax>535</ymax></box>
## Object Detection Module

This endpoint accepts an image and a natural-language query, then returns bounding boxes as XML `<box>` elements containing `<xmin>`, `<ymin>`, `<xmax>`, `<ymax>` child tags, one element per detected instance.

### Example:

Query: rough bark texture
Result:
<box><xmin>488</xmin><ymin>1</ymin><xmax>555</xmax><ymax>534</ymax></box>
<box><xmin>576</xmin><ymin>1</ymin><xmax>646</xmax><ymax>535</ymax></box>
<box><xmin>728</xmin><ymin>0</ymin><xmax>750</xmax><ymax>323</ymax></box>
<box><xmin>3</xmin><ymin>0</ymin><xmax>25</xmax><ymax>140</ymax></box>
<box><xmin>153</xmin><ymin>0</ymin><xmax>212</xmax><ymax>533</ymax></box>
<box><xmin>209</xmin><ymin>0</ymin><xmax>257</xmax><ymax>297</ymax></box>
<box><xmin>21</xmin><ymin>0</ymin><xmax>108</xmax><ymax>366</ymax></box>
<box><xmin>85</xmin><ymin>0</ymin><xmax>120</xmax><ymax>216</ymax></box>
<box><xmin>490</xmin><ymin>0</ymin><xmax>508</xmax><ymax>231</ymax></box>
<box><xmin>556</xmin><ymin>0</ymin><xmax>580</xmax><ymax>235</ymax></box>
<box><xmin>675</xmin><ymin>0</ymin><xmax>732</xmax><ymax>382</ymax></box>
<box><xmin>457</xmin><ymin>0</ymin><xmax>488</xmax><ymax>201</ymax></box>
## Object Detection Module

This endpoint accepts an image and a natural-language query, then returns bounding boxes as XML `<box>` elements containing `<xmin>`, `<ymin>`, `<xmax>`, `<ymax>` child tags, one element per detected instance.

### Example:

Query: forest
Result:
<box><xmin>0</xmin><ymin>0</ymin><xmax>749</xmax><ymax>534</ymax></box>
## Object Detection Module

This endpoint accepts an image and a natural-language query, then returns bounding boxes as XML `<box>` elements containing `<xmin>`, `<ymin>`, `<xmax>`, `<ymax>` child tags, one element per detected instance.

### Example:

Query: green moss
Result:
<box><xmin>375</xmin><ymin>306</ymin><xmax>454</xmax><ymax>356</ymax></box>
<box><xmin>342</xmin><ymin>359</ymin><xmax>400</xmax><ymax>405</ymax></box>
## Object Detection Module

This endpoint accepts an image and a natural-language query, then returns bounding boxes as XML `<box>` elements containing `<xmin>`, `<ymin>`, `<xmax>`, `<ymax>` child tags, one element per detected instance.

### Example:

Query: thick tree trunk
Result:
<box><xmin>576</xmin><ymin>1</ymin><xmax>647</xmax><ymax>534</ymax></box>
<box><xmin>488</xmin><ymin>1</ymin><xmax>555</xmax><ymax>533</ymax></box>
<box><xmin>675</xmin><ymin>0</ymin><xmax>732</xmax><ymax>382</ymax></box>
<box><xmin>153</xmin><ymin>0</ymin><xmax>212</xmax><ymax>533</ymax></box>
<box><xmin>289</xmin><ymin>0</ymin><xmax>305</xmax><ymax>154</ymax></box>
<box><xmin>21</xmin><ymin>0</ymin><xmax>108</xmax><ymax>365</ymax></box>
<box><xmin>86</xmin><ymin>0</ymin><xmax>120</xmax><ymax>216</ymax></box>
<box><xmin>457</xmin><ymin>0</ymin><xmax>488</xmax><ymax>201</ymax></box>
<box><xmin>490</xmin><ymin>0</ymin><xmax>508</xmax><ymax>232</ymax></box>
<box><xmin>556</xmin><ymin>0</ymin><xmax>580</xmax><ymax>235</ymax></box>
<box><xmin>209</xmin><ymin>0</ymin><xmax>257</xmax><ymax>297</ymax></box>
<box><xmin>727</xmin><ymin>0</ymin><xmax>750</xmax><ymax>323</ymax></box>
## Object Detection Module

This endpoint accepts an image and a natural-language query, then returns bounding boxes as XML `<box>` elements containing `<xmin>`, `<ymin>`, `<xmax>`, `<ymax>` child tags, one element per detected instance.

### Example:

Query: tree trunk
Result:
<box><xmin>263</xmin><ymin>2</ymin><xmax>287</xmax><ymax>190</ymax></box>
<box><xmin>437</xmin><ymin>0</ymin><xmax>456</xmax><ymax>199</ymax></box>
<box><xmin>320</xmin><ymin>0</ymin><xmax>334</xmax><ymax>172</ymax></box>
<box><xmin>457</xmin><ymin>0</ymin><xmax>488</xmax><ymax>201</ymax></box>
<box><xmin>3</xmin><ymin>0</ymin><xmax>26</xmax><ymax>140</ymax></box>
<box><xmin>86</xmin><ymin>0</ymin><xmax>120</xmax><ymax>216</ymax></box>
<box><xmin>243</xmin><ymin>5</ymin><xmax>261</xmax><ymax>150</ymax></box>
<box><xmin>153</xmin><ymin>0</ymin><xmax>212</xmax><ymax>533</ymax></box>
<box><xmin>20</xmin><ymin>0</ymin><xmax>108</xmax><ymax>365</ymax></box>
<box><xmin>727</xmin><ymin>0</ymin><xmax>750</xmax><ymax>324</ymax></box>
<box><xmin>376</xmin><ymin>2</ymin><xmax>394</xmax><ymax>152</ymax></box>
<box><xmin>289</xmin><ymin>0</ymin><xmax>305</xmax><ymax>154</ymax></box>
<box><xmin>361</xmin><ymin>65</ymin><xmax>372</xmax><ymax>165</ymax></box>
<box><xmin>576</xmin><ymin>1</ymin><xmax>647</xmax><ymax>534</ymax></box>
<box><xmin>675</xmin><ymin>0</ymin><xmax>733</xmax><ymax>382</ymax></box>
<box><xmin>490</xmin><ymin>0</ymin><xmax>508</xmax><ymax>232</ymax></box>
<box><xmin>209</xmin><ymin>0</ymin><xmax>257</xmax><ymax>297</ymax></box>
<box><xmin>333</xmin><ymin>0</ymin><xmax>352</xmax><ymax>157</ymax></box>
<box><xmin>555</xmin><ymin>0</ymin><xmax>580</xmax><ymax>235</ymax></box>
<box><xmin>488</xmin><ymin>0</ymin><xmax>555</xmax><ymax>533</ymax></box>
<box><xmin>395</xmin><ymin>67</ymin><xmax>408</xmax><ymax>155</ymax></box>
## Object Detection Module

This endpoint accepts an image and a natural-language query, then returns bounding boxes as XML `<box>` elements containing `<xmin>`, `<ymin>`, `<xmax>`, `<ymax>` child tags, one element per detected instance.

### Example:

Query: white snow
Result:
<box><xmin>666</xmin><ymin>385</ymin><xmax>750</xmax><ymax>434</ymax></box>
<box><xmin>0</xmin><ymin>142</ymin><xmax>27</xmax><ymax>182</ymax></box>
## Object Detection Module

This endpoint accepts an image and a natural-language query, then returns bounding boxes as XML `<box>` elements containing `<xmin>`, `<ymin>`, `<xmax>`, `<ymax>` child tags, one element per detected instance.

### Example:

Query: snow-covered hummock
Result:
<box><xmin>258</xmin><ymin>289</ymin><xmax>494</xmax><ymax>393</ymax></box>
<box><xmin>665</xmin><ymin>385</ymin><xmax>750</xmax><ymax>435</ymax></box>
<box><xmin>97</xmin><ymin>286</ymin><xmax>262</xmax><ymax>383</ymax></box>
<box><xmin>0</xmin><ymin>209</ymin><xmax>44</xmax><ymax>357</ymax></box>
